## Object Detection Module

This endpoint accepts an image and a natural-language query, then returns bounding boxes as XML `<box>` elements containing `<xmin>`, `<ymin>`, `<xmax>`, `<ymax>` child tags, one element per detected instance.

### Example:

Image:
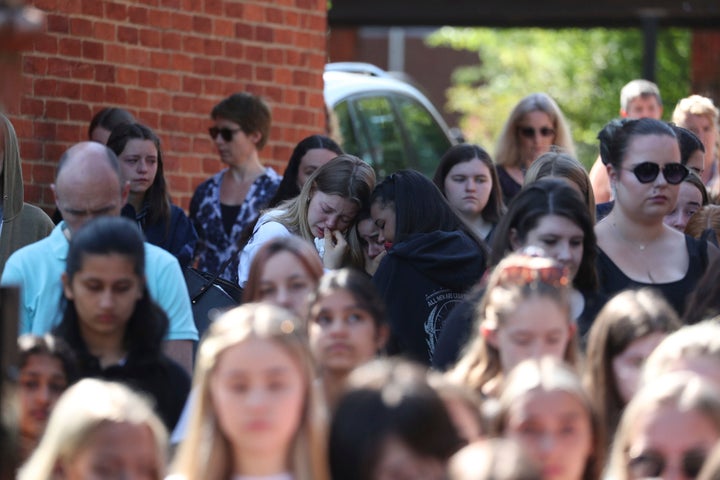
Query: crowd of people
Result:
<box><xmin>2</xmin><ymin>80</ymin><xmax>720</xmax><ymax>480</ymax></box>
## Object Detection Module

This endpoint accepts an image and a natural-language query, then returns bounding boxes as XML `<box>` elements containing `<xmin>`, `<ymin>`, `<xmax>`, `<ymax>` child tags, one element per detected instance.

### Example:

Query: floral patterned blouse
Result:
<box><xmin>189</xmin><ymin>167</ymin><xmax>281</xmax><ymax>281</ymax></box>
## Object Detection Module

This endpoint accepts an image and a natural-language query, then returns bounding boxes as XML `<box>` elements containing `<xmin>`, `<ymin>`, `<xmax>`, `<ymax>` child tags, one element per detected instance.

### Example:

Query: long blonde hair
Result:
<box><xmin>273</xmin><ymin>154</ymin><xmax>375</xmax><ymax>241</ymax></box>
<box><xmin>495</xmin><ymin>93</ymin><xmax>576</xmax><ymax>169</ymax></box>
<box><xmin>170</xmin><ymin>303</ymin><xmax>329</xmax><ymax>480</ymax></box>
<box><xmin>18</xmin><ymin>379</ymin><xmax>167</xmax><ymax>480</ymax></box>
<box><xmin>448</xmin><ymin>253</ymin><xmax>578</xmax><ymax>395</ymax></box>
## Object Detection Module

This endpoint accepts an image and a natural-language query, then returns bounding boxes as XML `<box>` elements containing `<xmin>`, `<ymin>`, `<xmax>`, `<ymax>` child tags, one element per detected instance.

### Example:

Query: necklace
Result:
<box><xmin>611</xmin><ymin>221</ymin><xmax>660</xmax><ymax>251</ymax></box>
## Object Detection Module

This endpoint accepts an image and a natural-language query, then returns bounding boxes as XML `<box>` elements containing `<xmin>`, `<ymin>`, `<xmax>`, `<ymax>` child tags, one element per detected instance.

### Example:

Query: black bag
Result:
<box><xmin>183</xmin><ymin>265</ymin><xmax>242</xmax><ymax>338</ymax></box>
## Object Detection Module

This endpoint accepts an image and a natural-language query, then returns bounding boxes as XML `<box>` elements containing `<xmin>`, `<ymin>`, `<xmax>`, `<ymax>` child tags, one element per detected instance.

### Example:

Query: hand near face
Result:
<box><xmin>323</xmin><ymin>228</ymin><xmax>348</xmax><ymax>269</ymax></box>
<box><xmin>365</xmin><ymin>249</ymin><xmax>387</xmax><ymax>276</ymax></box>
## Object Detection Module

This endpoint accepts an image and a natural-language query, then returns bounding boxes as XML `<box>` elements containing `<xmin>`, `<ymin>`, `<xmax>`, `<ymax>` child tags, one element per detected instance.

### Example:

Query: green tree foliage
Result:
<box><xmin>426</xmin><ymin>27</ymin><xmax>691</xmax><ymax>168</ymax></box>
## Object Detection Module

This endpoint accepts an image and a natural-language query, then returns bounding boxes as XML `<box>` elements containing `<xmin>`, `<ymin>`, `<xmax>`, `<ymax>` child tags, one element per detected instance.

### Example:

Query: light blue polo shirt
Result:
<box><xmin>1</xmin><ymin>222</ymin><xmax>198</xmax><ymax>341</ymax></box>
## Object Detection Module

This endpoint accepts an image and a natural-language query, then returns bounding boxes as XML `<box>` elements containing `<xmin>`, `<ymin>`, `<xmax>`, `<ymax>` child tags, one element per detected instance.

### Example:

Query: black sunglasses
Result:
<box><xmin>208</xmin><ymin>126</ymin><xmax>242</xmax><ymax>142</ymax></box>
<box><xmin>518</xmin><ymin>126</ymin><xmax>555</xmax><ymax>138</ymax></box>
<box><xmin>622</xmin><ymin>162</ymin><xmax>689</xmax><ymax>185</ymax></box>
<box><xmin>628</xmin><ymin>450</ymin><xmax>706</xmax><ymax>479</ymax></box>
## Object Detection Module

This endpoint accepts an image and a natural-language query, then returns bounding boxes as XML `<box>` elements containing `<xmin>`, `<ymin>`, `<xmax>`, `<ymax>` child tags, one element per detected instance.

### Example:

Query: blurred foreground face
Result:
<box><xmin>17</xmin><ymin>354</ymin><xmax>68</xmax><ymax>440</ymax></box>
<box><xmin>505</xmin><ymin>389</ymin><xmax>593</xmax><ymax>480</ymax></box>
<box><xmin>626</xmin><ymin>405</ymin><xmax>719</xmax><ymax>480</ymax></box>
<box><xmin>59</xmin><ymin>421</ymin><xmax>160</xmax><ymax>480</ymax></box>
<box><xmin>209</xmin><ymin>337</ymin><xmax>306</xmax><ymax>459</ymax></box>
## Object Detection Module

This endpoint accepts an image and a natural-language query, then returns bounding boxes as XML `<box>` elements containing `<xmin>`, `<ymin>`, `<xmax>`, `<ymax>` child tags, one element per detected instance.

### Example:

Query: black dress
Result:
<box><xmin>596</xmin><ymin>235</ymin><xmax>709</xmax><ymax>317</ymax></box>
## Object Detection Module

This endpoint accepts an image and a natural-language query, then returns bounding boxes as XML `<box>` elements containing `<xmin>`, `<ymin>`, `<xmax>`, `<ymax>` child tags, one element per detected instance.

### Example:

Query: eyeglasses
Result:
<box><xmin>622</xmin><ymin>162</ymin><xmax>689</xmax><ymax>185</ymax></box>
<box><xmin>208</xmin><ymin>126</ymin><xmax>242</xmax><ymax>142</ymax></box>
<box><xmin>517</xmin><ymin>126</ymin><xmax>555</xmax><ymax>138</ymax></box>
<box><xmin>496</xmin><ymin>263</ymin><xmax>570</xmax><ymax>288</ymax></box>
<box><xmin>628</xmin><ymin>450</ymin><xmax>706</xmax><ymax>479</ymax></box>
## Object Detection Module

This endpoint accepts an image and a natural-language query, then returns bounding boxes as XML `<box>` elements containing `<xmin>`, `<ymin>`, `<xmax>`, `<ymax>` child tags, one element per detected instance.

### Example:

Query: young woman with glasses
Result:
<box><xmin>494</xmin><ymin>93</ymin><xmax>576</xmax><ymax>204</ymax></box>
<box><xmin>189</xmin><ymin>92</ymin><xmax>282</xmax><ymax>281</ymax></box>
<box><xmin>595</xmin><ymin>118</ymin><xmax>718</xmax><ymax>316</ymax></box>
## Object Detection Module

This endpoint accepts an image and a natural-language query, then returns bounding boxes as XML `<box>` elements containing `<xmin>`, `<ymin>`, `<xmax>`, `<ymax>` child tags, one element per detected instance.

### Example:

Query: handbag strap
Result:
<box><xmin>191</xmin><ymin>249</ymin><xmax>241</xmax><ymax>303</ymax></box>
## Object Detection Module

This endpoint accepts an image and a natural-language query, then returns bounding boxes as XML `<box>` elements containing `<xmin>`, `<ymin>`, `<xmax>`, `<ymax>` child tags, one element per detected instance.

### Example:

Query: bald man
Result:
<box><xmin>1</xmin><ymin>142</ymin><xmax>197</xmax><ymax>372</ymax></box>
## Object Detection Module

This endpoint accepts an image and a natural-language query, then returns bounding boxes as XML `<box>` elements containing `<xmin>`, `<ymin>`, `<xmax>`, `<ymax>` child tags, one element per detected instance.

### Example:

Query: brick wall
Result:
<box><xmin>691</xmin><ymin>30</ymin><xmax>720</xmax><ymax>104</ymax></box>
<box><xmin>5</xmin><ymin>0</ymin><xmax>329</xmax><ymax>212</ymax></box>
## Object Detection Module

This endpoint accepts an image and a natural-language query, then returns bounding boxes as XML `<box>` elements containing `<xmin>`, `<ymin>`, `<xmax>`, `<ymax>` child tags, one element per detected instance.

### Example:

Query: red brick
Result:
<box><xmin>194</xmin><ymin>57</ymin><xmax>212</xmax><ymax>75</ymax></box>
<box><xmin>68</xmin><ymin>103</ymin><xmax>92</xmax><ymax>121</ymax></box>
<box><xmin>23</xmin><ymin>56</ymin><xmax>47</xmax><ymax>75</ymax></box>
<box><xmin>106</xmin><ymin>2</ymin><xmax>128</xmax><ymax>21</ymax></box>
<box><xmin>81</xmin><ymin>83</ymin><xmax>104</xmax><ymax>103</ymax></box>
<box><xmin>105</xmin><ymin>86</ymin><xmax>128</xmax><ymax>104</ymax></box>
<box><xmin>118</xmin><ymin>26</ymin><xmax>139</xmax><ymax>45</ymax></box>
<box><xmin>235</xmin><ymin>23</ymin><xmax>252</xmax><ymax>39</ymax></box>
<box><xmin>193</xmin><ymin>16</ymin><xmax>212</xmax><ymax>34</ymax></box>
<box><xmin>149</xmin><ymin>91</ymin><xmax>172</xmax><ymax>110</ymax></box>
<box><xmin>93</xmin><ymin>21</ymin><xmax>116</xmax><ymax>42</ymax></box>
<box><xmin>33</xmin><ymin>78</ymin><xmax>56</xmax><ymax>97</ymax></box>
<box><xmin>127</xmin><ymin>89</ymin><xmax>149</xmax><ymax>108</ymax></box>
<box><xmin>213</xmin><ymin>59</ymin><xmax>234</xmax><ymax>77</ymax></box>
<box><xmin>172</xmin><ymin>53</ymin><xmax>193</xmax><ymax>73</ymax></box>
<box><xmin>56</xmin><ymin>80</ymin><xmax>81</xmax><ymax>99</ymax></box>
<box><xmin>161</xmin><ymin>32</ymin><xmax>181</xmax><ymax>50</ymax></box>
<box><xmin>70</xmin><ymin>17</ymin><xmax>93</xmax><ymax>37</ymax></box>
<box><xmin>224</xmin><ymin>42</ymin><xmax>244</xmax><ymax>58</ymax></box>
<box><xmin>34</xmin><ymin>121</ymin><xmax>57</xmax><ymax>140</ymax></box>
<box><xmin>128</xmin><ymin>6</ymin><xmax>149</xmax><ymax>24</ymax></box>
<box><xmin>225</xmin><ymin>2</ymin><xmax>244</xmax><ymax>18</ymax></box>
<box><xmin>182</xmin><ymin>75</ymin><xmax>202</xmax><ymax>92</ymax></box>
<box><xmin>88</xmin><ymin>63</ymin><xmax>112</xmax><ymax>83</ymax></box>
<box><xmin>182</xmin><ymin>36</ymin><xmax>204</xmax><ymax>54</ymax></box>
<box><xmin>81</xmin><ymin>1</ymin><xmax>103</xmax><ymax>17</ymax></box>
<box><xmin>213</xmin><ymin>18</ymin><xmax>233</xmax><ymax>37</ymax></box>
<box><xmin>139</xmin><ymin>70</ymin><xmax>159</xmax><ymax>88</ymax></box>
<box><xmin>105</xmin><ymin>44</ymin><xmax>127</xmax><ymax>64</ymax></box>
<box><xmin>266</xmin><ymin>7</ymin><xmax>283</xmax><ymax>23</ymax></box>
<box><xmin>46</xmin><ymin>14</ymin><xmax>69</xmax><ymax>34</ymax></box>
<box><xmin>115</xmin><ymin>67</ymin><xmax>135</xmax><ymax>85</ymax></box>
<box><xmin>56</xmin><ymin>123</ymin><xmax>81</xmax><ymax>142</ymax></box>
<box><xmin>243</xmin><ymin>4</ymin><xmax>264</xmax><ymax>22</ymax></box>
<box><xmin>82</xmin><ymin>40</ymin><xmax>104</xmax><ymax>61</ymax></box>
<box><xmin>151</xmin><ymin>52</ymin><xmax>171</xmax><ymax>70</ymax></box>
<box><xmin>59</xmin><ymin>38</ymin><xmax>82</xmax><ymax>57</ymax></box>
<box><xmin>256</xmin><ymin>26</ymin><xmax>274</xmax><ymax>43</ymax></box>
<box><xmin>257</xmin><ymin>66</ymin><xmax>273</xmax><ymax>82</ymax></box>
<box><xmin>171</xmin><ymin>13</ymin><xmax>193</xmax><ymax>31</ymax></box>
<box><xmin>139</xmin><ymin>28</ymin><xmax>161</xmax><ymax>48</ymax></box>
<box><xmin>204</xmin><ymin>39</ymin><xmax>222</xmax><ymax>56</ymax></box>
<box><xmin>204</xmin><ymin>0</ymin><xmax>223</xmax><ymax>15</ymax></box>
<box><xmin>34</xmin><ymin>35</ymin><xmax>58</xmax><ymax>55</ymax></box>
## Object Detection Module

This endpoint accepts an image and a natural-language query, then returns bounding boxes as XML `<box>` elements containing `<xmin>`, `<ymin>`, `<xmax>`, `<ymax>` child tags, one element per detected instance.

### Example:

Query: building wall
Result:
<box><xmin>6</xmin><ymin>0</ymin><xmax>329</xmax><ymax>212</ymax></box>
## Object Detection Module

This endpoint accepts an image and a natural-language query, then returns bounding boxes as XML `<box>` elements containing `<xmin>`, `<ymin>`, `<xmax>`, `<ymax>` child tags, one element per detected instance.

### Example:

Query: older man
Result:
<box><xmin>1</xmin><ymin>142</ymin><xmax>197</xmax><ymax>371</ymax></box>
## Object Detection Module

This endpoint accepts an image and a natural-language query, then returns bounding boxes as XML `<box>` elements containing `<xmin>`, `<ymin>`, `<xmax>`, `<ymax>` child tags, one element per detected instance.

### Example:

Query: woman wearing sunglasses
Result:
<box><xmin>595</xmin><ymin>118</ymin><xmax>718</xmax><ymax>316</ymax></box>
<box><xmin>494</xmin><ymin>93</ymin><xmax>576</xmax><ymax>204</ymax></box>
<box><xmin>606</xmin><ymin>373</ymin><xmax>720</xmax><ymax>480</ymax></box>
<box><xmin>189</xmin><ymin>92</ymin><xmax>282</xmax><ymax>281</ymax></box>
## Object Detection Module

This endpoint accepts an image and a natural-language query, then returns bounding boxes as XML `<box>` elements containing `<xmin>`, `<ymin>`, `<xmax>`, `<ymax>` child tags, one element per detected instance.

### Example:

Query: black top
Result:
<box><xmin>496</xmin><ymin>165</ymin><xmax>522</xmax><ymax>205</ymax></box>
<box><xmin>66</xmin><ymin>342</ymin><xmax>191</xmax><ymax>431</ymax></box>
<box><xmin>372</xmin><ymin>230</ymin><xmax>486</xmax><ymax>365</ymax></box>
<box><xmin>596</xmin><ymin>235</ymin><xmax>709</xmax><ymax>317</ymax></box>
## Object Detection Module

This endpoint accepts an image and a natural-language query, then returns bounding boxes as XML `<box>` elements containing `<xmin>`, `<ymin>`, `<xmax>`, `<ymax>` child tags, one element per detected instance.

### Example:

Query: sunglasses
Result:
<box><xmin>208</xmin><ymin>126</ymin><xmax>242</xmax><ymax>142</ymax></box>
<box><xmin>628</xmin><ymin>450</ymin><xmax>706</xmax><ymax>479</ymax></box>
<box><xmin>496</xmin><ymin>263</ymin><xmax>570</xmax><ymax>288</ymax></box>
<box><xmin>518</xmin><ymin>126</ymin><xmax>555</xmax><ymax>138</ymax></box>
<box><xmin>622</xmin><ymin>162</ymin><xmax>689</xmax><ymax>185</ymax></box>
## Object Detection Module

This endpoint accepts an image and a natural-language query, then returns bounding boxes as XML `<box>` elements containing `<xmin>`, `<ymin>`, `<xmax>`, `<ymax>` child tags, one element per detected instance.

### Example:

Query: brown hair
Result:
<box><xmin>242</xmin><ymin>236</ymin><xmax>324</xmax><ymax>303</ymax></box>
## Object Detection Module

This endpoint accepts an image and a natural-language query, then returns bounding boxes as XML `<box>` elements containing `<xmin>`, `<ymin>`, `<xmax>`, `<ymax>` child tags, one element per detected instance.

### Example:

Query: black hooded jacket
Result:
<box><xmin>372</xmin><ymin>230</ymin><xmax>486</xmax><ymax>365</ymax></box>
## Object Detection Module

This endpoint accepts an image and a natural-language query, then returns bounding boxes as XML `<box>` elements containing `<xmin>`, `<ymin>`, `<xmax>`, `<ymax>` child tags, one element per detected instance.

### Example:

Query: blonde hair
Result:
<box><xmin>607</xmin><ymin>373</ymin><xmax>720</xmax><ymax>480</ymax></box>
<box><xmin>524</xmin><ymin>150</ymin><xmax>596</xmax><ymax>223</ymax></box>
<box><xmin>495</xmin><ymin>93</ymin><xmax>576</xmax><ymax>169</ymax></box>
<box><xmin>170</xmin><ymin>303</ymin><xmax>329</xmax><ymax>480</ymax></box>
<box><xmin>672</xmin><ymin>94</ymin><xmax>720</xmax><ymax>126</ymax></box>
<box><xmin>642</xmin><ymin>320</ymin><xmax>720</xmax><ymax>387</ymax></box>
<box><xmin>273</xmin><ymin>154</ymin><xmax>375</xmax><ymax>242</ymax></box>
<box><xmin>448</xmin><ymin>253</ymin><xmax>577</xmax><ymax>396</ymax></box>
<box><xmin>18</xmin><ymin>378</ymin><xmax>167</xmax><ymax>480</ymax></box>
<box><xmin>496</xmin><ymin>357</ymin><xmax>604</xmax><ymax>480</ymax></box>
